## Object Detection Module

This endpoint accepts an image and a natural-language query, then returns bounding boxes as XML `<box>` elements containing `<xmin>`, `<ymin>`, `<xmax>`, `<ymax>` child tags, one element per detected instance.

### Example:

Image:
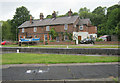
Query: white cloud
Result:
<box><xmin>0</xmin><ymin>0</ymin><xmax>119</xmax><ymax>21</ymax></box>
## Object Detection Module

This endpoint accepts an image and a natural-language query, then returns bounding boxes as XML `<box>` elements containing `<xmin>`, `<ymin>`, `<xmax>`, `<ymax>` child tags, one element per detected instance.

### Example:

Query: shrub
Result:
<box><xmin>96</xmin><ymin>38</ymin><xmax>103</xmax><ymax>41</ymax></box>
<box><xmin>50</xmin><ymin>40</ymin><xmax>56</xmax><ymax>42</ymax></box>
<box><xmin>40</xmin><ymin>40</ymin><xmax>43</xmax><ymax>43</ymax></box>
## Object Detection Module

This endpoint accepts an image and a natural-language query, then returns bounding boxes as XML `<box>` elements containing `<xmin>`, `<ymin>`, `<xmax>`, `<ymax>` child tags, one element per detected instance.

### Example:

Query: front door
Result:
<box><xmin>78</xmin><ymin>36</ymin><xmax>81</xmax><ymax>40</ymax></box>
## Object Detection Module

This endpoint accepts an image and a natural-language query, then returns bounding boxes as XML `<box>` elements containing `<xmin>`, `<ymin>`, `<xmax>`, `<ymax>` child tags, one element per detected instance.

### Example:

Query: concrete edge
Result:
<box><xmin>1</xmin><ymin>78</ymin><xmax>118</xmax><ymax>81</ymax></box>
<box><xmin>2</xmin><ymin>62</ymin><xmax>118</xmax><ymax>69</ymax></box>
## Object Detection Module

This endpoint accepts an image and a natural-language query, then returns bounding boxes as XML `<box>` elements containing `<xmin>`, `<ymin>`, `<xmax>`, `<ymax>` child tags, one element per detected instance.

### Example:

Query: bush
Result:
<box><xmin>96</xmin><ymin>38</ymin><xmax>103</xmax><ymax>42</ymax></box>
<box><xmin>50</xmin><ymin>40</ymin><xmax>56</xmax><ymax>42</ymax></box>
<box><xmin>45</xmin><ymin>41</ymin><xmax>48</xmax><ymax>45</ymax></box>
<box><xmin>40</xmin><ymin>40</ymin><xmax>43</xmax><ymax>43</ymax></box>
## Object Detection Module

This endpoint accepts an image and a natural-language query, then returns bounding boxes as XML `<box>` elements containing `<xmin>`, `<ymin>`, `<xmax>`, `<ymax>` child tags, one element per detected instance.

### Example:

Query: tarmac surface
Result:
<box><xmin>2</xmin><ymin>63</ymin><xmax>119</xmax><ymax>81</ymax></box>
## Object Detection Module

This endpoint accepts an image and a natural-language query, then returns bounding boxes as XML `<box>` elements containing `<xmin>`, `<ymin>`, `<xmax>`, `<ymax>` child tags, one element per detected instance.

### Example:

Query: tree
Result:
<box><xmin>115</xmin><ymin>22</ymin><xmax>120</xmax><ymax>40</ymax></box>
<box><xmin>91</xmin><ymin>6</ymin><xmax>106</xmax><ymax>26</ymax></box>
<box><xmin>46</xmin><ymin>15</ymin><xmax>52</xmax><ymax>19</ymax></box>
<box><xmin>79</xmin><ymin>7</ymin><xmax>90</xmax><ymax>14</ymax></box>
<box><xmin>2</xmin><ymin>21</ymin><xmax>12</xmax><ymax>40</ymax></box>
<box><xmin>107</xmin><ymin>5</ymin><xmax>120</xmax><ymax>18</ymax></box>
<box><xmin>11</xmin><ymin>6</ymin><xmax>31</xmax><ymax>40</ymax></box>
<box><xmin>49</xmin><ymin>28</ymin><xmax>58</xmax><ymax>40</ymax></box>
<box><xmin>106</xmin><ymin>8</ymin><xmax>120</xmax><ymax>35</ymax></box>
<box><xmin>78</xmin><ymin>7</ymin><xmax>92</xmax><ymax>19</ymax></box>
<box><xmin>92</xmin><ymin>6</ymin><xmax>106</xmax><ymax>15</ymax></box>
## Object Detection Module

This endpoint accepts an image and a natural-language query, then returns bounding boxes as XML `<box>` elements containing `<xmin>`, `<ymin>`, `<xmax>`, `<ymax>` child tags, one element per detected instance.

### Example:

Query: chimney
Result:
<box><xmin>52</xmin><ymin>11</ymin><xmax>56</xmax><ymax>18</ymax></box>
<box><xmin>30</xmin><ymin>15</ymin><xmax>33</xmax><ymax>24</ymax></box>
<box><xmin>68</xmin><ymin>9</ymin><xmax>73</xmax><ymax>16</ymax></box>
<box><xmin>40</xmin><ymin>13</ymin><xmax>44</xmax><ymax>20</ymax></box>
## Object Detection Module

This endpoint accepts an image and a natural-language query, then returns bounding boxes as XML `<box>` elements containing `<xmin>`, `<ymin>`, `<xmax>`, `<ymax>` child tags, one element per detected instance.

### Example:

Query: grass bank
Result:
<box><xmin>2</xmin><ymin>53</ymin><xmax>118</xmax><ymax>64</ymax></box>
<box><xmin>2</xmin><ymin>44</ymin><xmax>119</xmax><ymax>48</ymax></box>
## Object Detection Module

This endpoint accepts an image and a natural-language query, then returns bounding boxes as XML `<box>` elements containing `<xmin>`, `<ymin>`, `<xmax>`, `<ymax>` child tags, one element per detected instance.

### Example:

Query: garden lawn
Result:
<box><xmin>2</xmin><ymin>53</ymin><xmax>118</xmax><ymax>64</ymax></box>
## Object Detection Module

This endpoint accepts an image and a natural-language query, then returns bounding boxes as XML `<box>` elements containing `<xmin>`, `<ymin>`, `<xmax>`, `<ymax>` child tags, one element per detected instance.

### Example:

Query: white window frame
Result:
<box><xmin>34</xmin><ymin>27</ymin><xmax>37</xmax><ymax>32</ymax></box>
<box><xmin>34</xmin><ymin>35</ymin><xmax>37</xmax><ymax>38</ymax></box>
<box><xmin>79</xmin><ymin>26</ymin><xmax>83</xmax><ymax>30</ymax></box>
<box><xmin>22</xmin><ymin>28</ymin><xmax>24</xmax><ymax>33</ymax></box>
<box><xmin>49</xmin><ymin>35</ymin><xmax>51</xmax><ymax>40</ymax></box>
<box><xmin>46</xmin><ymin>26</ymin><xmax>50</xmax><ymax>31</ymax></box>
<box><xmin>64</xmin><ymin>35</ymin><xmax>68</xmax><ymax>41</ymax></box>
<box><xmin>23</xmin><ymin>36</ymin><xmax>25</xmax><ymax>39</ymax></box>
<box><xmin>44</xmin><ymin>34</ymin><xmax>47</xmax><ymax>41</ymax></box>
<box><xmin>64</xmin><ymin>24</ymin><xmax>68</xmax><ymax>30</ymax></box>
<box><xmin>56</xmin><ymin>36</ymin><xmax>59</xmax><ymax>42</ymax></box>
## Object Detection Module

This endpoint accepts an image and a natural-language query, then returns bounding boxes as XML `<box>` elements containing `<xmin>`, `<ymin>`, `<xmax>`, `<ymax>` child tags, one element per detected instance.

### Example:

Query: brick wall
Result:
<box><xmin>36</xmin><ymin>41</ymin><xmax>75</xmax><ymax>45</ymax></box>
<box><xmin>19</xmin><ymin>24</ymin><xmax>75</xmax><ymax>41</ymax></box>
<box><xmin>95</xmin><ymin>41</ymin><xmax>120</xmax><ymax>45</ymax></box>
<box><xmin>77</xmin><ymin>25</ymin><xmax>97</xmax><ymax>34</ymax></box>
<box><xmin>2</xmin><ymin>47</ymin><xmax>119</xmax><ymax>55</ymax></box>
<box><xmin>48</xmin><ymin>41</ymin><xmax>75</xmax><ymax>45</ymax></box>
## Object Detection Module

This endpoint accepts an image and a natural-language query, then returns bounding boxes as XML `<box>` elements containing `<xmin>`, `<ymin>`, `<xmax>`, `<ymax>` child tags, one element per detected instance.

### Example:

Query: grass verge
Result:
<box><xmin>2</xmin><ymin>53</ymin><xmax>118</xmax><ymax>64</ymax></box>
<box><xmin>2</xmin><ymin>45</ymin><xmax>119</xmax><ymax>48</ymax></box>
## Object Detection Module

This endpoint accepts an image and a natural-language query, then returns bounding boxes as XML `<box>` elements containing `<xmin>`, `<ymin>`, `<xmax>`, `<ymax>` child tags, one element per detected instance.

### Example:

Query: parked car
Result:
<box><xmin>1</xmin><ymin>41</ymin><xmax>6</xmax><ymax>45</ymax></box>
<box><xmin>99</xmin><ymin>35</ymin><xmax>111</xmax><ymax>41</ymax></box>
<box><xmin>80</xmin><ymin>38</ymin><xmax>94</xmax><ymax>44</ymax></box>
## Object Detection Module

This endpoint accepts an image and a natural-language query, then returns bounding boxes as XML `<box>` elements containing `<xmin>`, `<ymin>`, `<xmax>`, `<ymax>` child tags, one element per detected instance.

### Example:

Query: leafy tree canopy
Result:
<box><xmin>10</xmin><ymin>6</ymin><xmax>31</xmax><ymax>40</ymax></box>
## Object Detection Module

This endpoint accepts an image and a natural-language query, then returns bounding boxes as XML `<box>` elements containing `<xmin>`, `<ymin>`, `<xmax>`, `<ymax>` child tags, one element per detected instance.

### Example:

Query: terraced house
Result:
<box><xmin>18</xmin><ymin>9</ymin><xmax>97</xmax><ymax>44</ymax></box>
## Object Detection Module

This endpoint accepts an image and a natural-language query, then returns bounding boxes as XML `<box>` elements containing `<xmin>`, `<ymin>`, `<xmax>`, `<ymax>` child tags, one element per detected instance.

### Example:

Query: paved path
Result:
<box><xmin>2</xmin><ymin>63</ymin><xmax>119</xmax><ymax>81</ymax></box>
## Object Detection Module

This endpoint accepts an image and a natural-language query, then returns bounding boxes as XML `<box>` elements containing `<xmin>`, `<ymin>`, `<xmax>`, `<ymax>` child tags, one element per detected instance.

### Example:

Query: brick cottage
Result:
<box><xmin>18</xmin><ymin>9</ymin><xmax>97</xmax><ymax>44</ymax></box>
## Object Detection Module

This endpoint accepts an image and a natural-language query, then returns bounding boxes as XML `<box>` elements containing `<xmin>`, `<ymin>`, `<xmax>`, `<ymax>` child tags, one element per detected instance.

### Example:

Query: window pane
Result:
<box><xmin>34</xmin><ymin>27</ymin><xmax>37</xmax><ymax>32</ymax></box>
<box><xmin>44</xmin><ymin>35</ymin><xmax>47</xmax><ymax>41</ymax></box>
<box><xmin>80</xmin><ymin>26</ymin><xmax>83</xmax><ymax>30</ymax></box>
<box><xmin>46</xmin><ymin>26</ymin><xmax>49</xmax><ymax>31</ymax></box>
<box><xmin>64</xmin><ymin>24</ymin><xmax>68</xmax><ymax>30</ymax></box>
<box><xmin>22</xmin><ymin>28</ymin><xmax>24</xmax><ymax>33</ymax></box>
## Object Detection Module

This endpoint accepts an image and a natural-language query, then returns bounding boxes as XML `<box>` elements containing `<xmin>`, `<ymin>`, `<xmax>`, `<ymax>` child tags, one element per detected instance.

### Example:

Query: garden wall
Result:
<box><xmin>2</xmin><ymin>47</ymin><xmax>119</xmax><ymax>55</ymax></box>
<box><xmin>95</xmin><ymin>41</ymin><xmax>120</xmax><ymax>45</ymax></box>
<box><xmin>36</xmin><ymin>41</ymin><xmax>75</xmax><ymax>45</ymax></box>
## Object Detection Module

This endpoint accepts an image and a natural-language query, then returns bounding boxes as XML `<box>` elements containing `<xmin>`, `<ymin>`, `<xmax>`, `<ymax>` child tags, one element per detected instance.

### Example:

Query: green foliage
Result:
<box><xmin>115</xmin><ymin>22</ymin><xmax>120</xmax><ymax>40</ymax></box>
<box><xmin>68</xmin><ymin>33</ymin><xmax>73</xmax><ymax>41</ymax></box>
<box><xmin>49</xmin><ymin>40</ymin><xmax>56</xmax><ymax>42</ymax></box>
<box><xmin>78</xmin><ymin>7</ymin><xmax>91</xmax><ymax>19</ymax></box>
<box><xmin>96</xmin><ymin>38</ymin><xmax>103</xmax><ymax>42</ymax></box>
<box><xmin>46</xmin><ymin>15</ymin><xmax>52</xmax><ymax>18</ymax></box>
<box><xmin>106</xmin><ymin>8</ymin><xmax>120</xmax><ymax>35</ymax></box>
<box><xmin>0</xmin><ymin>21</ymin><xmax>3</xmax><ymax>42</ymax></box>
<box><xmin>79</xmin><ymin>7</ymin><xmax>90</xmax><ymax>13</ymax></box>
<box><xmin>92</xmin><ymin>6</ymin><xmax>106</xmax><ymax>15</ymax></box>
<box><xmin>49</xmin><ymin>28</ymin><xmax>58</xmax><ymax>40</ymax></box>
<box><xmin>2</xmin><ymin>53</ymin><xmax>118</xmax><ymax>64</ymax></box>
<box><xmin>40</xmin><ymin>40</ymin><xmax>43</xmax><ymax>43</ymax></box>
<box><xmin>11</xmin><ymin>6</ymin><xmax>31</xmax><ymax>40</ymax></box>
<box><xmin>2</xmin><ymin>21</ymin><xmax>12</xmax><ymax>40</ymax></box>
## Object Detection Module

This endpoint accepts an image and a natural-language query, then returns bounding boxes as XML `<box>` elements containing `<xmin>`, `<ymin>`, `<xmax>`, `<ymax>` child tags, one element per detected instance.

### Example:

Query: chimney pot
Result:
<box><xmin>40</xmin><ymin>13</ymin><xmax>44</xmax><ymax>20</ymax></box>
<box><xmin>68</xmin><ymin>9</ymin><xmax>73</xmax><ymax>16</ymax></box>
<box><xmin>30</xmin><ymin>16</ymin><xmax>33</xmax><ymax>24</ymax></box>
<box><xmin>52</xmin><ymin>11</ymin><xmax>56</xmax><ymax>18</ymax></box>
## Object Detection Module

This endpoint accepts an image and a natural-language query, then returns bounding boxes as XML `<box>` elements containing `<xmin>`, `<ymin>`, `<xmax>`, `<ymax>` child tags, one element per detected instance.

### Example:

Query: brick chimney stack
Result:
<box><xmin>40</xmin><ymin>13</ymin><xmax>44</xmax><ymax>20</ymax></box>
<box><xmin>30</xmin><ymin>15</ymin><xmax>33</xmax><ymax>24</ymax></box>
<box><xmin>68</xmin><ymin>9</ymin><xmax>73</xmax><ymax>16</ymax></box>
<box><xmin>52</xmin><ymin>11</ymin><xmax>56</xmax><ymax>18</ymax></box>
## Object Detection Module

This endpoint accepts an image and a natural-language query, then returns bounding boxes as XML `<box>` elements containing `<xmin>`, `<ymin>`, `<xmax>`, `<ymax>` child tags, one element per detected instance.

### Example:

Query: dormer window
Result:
<box><xmin>22</xmin><ymin>28</ymin><xmax>24</xmax><ymax>33</ymax></box>
<box><xmin>46</xmin><ymin>26</ymin><xmax>50</xmax><ymax>31</ymax></box>
<box><xmin>79</xmin><ymin>26</ymin><xmax>83</xmax><ymax>30</ymax></box>
<box><xmin>64</xmin><ymin>24</ymin><xmax>68</xmax><ymax>30</ymax></box>
<box><xmin>34</xmin><ymin>27</ymin><xmax>37</xmax><ymax>32</ymax></box>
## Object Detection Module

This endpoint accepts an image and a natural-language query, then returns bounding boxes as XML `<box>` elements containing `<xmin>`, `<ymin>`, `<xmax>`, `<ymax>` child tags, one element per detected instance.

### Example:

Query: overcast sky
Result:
<box><xmin>0</xmin><ymin>0</ymin><xmax>119</xmax><ymax>21</ymax></box>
